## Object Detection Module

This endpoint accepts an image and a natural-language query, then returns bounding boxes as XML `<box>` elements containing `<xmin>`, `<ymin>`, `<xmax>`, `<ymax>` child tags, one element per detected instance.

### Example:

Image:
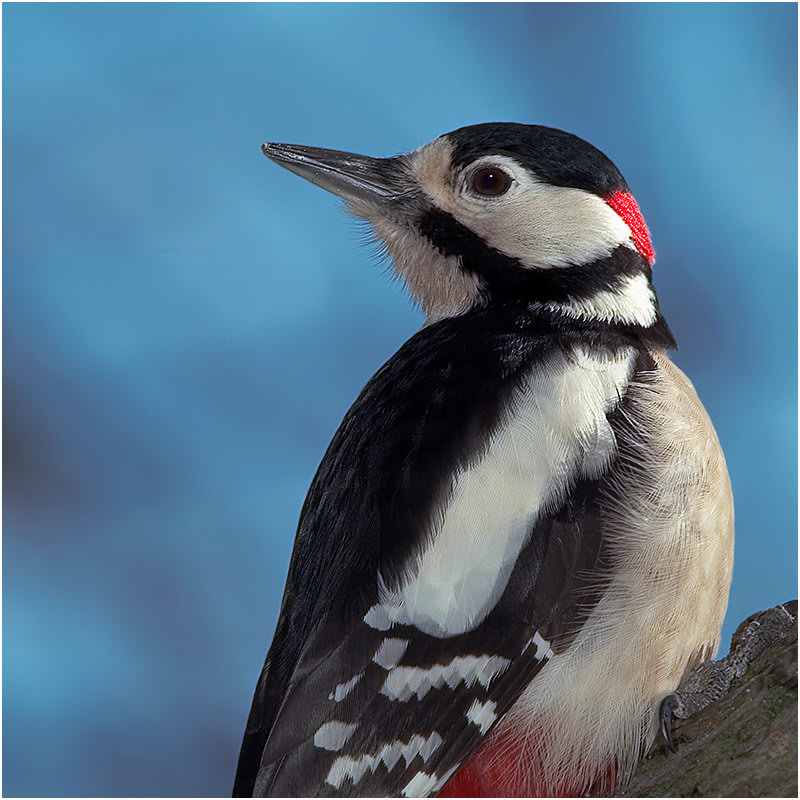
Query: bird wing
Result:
<box><xmin>233</xmin><ymin>315</ymin><xmax>639</xmax><ymax>797</ymax></box>
<box><xmin>235</xmin><ymin>475</ymin><xmax>609</xmax><ymax>797</ymax></box>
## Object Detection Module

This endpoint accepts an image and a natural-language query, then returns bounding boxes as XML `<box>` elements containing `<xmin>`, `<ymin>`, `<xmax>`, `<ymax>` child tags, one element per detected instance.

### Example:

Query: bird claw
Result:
<box><xmin>657</xmin><ymin>602</ymin><xmax>798</xmax><ymax>757</ymax></box>
<box><xmin>658</xmin><ymin>694</ymin><xmax>679</xmax><ymax>753</ymax></box>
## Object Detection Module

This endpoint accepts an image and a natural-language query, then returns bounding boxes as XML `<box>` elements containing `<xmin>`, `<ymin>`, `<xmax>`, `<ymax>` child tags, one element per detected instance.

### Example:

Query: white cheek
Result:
<box><xmin>460</xmin><ymin>180</ymin><xmax>636</xmax><ymax>269</ymax></box>
<box><xmin>414</xmin><ymin>150</ymin><xmax>638</xmax><ymax>270</ymax></box>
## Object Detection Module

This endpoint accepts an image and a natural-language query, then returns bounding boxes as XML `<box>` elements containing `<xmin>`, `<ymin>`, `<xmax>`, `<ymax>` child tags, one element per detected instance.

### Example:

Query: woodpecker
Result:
<box><xmin>233</xmin><ymin>123</ymin><xmax>734</xmax><ymax>798</ymax></box>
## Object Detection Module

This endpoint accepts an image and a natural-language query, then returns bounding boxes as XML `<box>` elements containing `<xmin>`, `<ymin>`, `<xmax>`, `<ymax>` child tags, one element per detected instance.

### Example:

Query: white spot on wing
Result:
<box><xmin>325</xmin><ymin>732</ymin><xmax>443</xmax><ymax>789</ymax></box>
<box><xmin>402</xmin><ymin>764</ymin><xmax>461</xmax><ymax>797</ymax></box>
<box><xmin>373</xmin><ymin>638</ymin><xmax>409</xmax><ymax>669</ymax></box>
<box><xmin>314</xmin><ymin>720</ymin><xmax>358</xmax><ymax>752</ymax></box>
<box><xmin>533</xmin><ymin>631</ymin><xmax>554</xmax><ymax>660</ymax></box>
<box><xmin>466</xmin><ymin>698</ymin><xmax>498</xmax><ymax>734</ymax></box>
<box><xmin>364</xmin><ymin>603</ymin><xmax>393</xmax><ymax>630</ymax></box>
<box><xmin>380</xmin><ymin>654</ymin><xmax>510</xmax><ymax>702</ymax></box>
<box><xmin>329</xmin><ymin>672</ymin><xmax>364</xmax><ymax>702</ymax></box>
<box><xmin>433</xmin><ymin>764</ymin><xmax>461</xmax><ymax>794</ymax></box>
<box><xmin>402</xmin><ymin>771</ymin><xmax>438</xmax><ymax>797</ymax></box>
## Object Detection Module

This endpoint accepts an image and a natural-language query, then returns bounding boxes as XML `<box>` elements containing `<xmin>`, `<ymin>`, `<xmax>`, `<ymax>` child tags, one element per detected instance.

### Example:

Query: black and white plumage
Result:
<box><xmin>233</xmin><ymin>123</ymin><xmax>734</xmax><ymax>798</ymax></box>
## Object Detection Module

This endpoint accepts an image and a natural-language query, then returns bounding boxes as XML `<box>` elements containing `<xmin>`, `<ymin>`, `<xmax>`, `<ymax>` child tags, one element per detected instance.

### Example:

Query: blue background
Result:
<box><xmin>3</xmin><ymin>3</ymin><xmax>796</xmax><ymax>797</ymax></box>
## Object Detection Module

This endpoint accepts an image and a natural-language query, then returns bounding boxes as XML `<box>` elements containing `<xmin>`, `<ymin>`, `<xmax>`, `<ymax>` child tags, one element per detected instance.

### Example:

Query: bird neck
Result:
<box><xmin>426</xmin><ymin>292</ymin><xmax>676</xmax><ymax>354</ymax></box>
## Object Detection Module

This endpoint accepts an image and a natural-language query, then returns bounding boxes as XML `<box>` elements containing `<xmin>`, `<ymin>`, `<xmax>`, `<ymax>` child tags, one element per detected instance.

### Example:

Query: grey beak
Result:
<box><xmin>261</xmin><ymin>142</ymin><xmax>411</xmax><ymax>207</ymax></box>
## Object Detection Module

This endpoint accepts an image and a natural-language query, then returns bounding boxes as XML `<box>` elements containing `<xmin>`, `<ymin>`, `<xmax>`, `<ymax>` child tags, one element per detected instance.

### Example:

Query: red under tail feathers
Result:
<box><xmin>438</xmin><ymin>729</ymin><xmax>617</xmax><ymax>798</ymax></box>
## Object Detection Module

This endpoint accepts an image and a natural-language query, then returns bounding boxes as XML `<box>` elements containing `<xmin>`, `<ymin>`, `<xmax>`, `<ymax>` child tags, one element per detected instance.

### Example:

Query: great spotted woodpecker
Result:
<box><xmin>233</xmin><ymin>123</ymin><xmax>734</xmax><ymax>797</ymax></box>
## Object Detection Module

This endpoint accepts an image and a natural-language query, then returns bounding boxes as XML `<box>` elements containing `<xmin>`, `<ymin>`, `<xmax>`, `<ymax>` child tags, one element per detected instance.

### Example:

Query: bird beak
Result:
<box><xmin>261</xmin><ymin>142</ymin><xmax>412</xmax><ymax>209</ymax></box>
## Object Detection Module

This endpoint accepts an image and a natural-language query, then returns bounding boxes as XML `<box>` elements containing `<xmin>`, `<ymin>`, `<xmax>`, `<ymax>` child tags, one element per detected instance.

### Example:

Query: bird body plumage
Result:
<box><xmin>233</xmin><ymin>123</ymin><xmax>733</xmax><ymax>797</ymax></box>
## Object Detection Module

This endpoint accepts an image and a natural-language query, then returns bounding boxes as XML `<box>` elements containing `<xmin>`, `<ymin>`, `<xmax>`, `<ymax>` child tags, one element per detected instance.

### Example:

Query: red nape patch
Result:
<box><xmin>605</xmin><ymin>190</ymin><xmax>655</xmax><ymax>265</ymax></box>
<box><xmin>437</xmin><ymin>730</ymin><xmax>617</xmax><ymax>798</ymax></box>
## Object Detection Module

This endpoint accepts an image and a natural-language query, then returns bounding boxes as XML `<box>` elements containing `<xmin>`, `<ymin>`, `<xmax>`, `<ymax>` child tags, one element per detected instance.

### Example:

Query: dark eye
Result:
<box><xmin>471</xmin><ymin>167</ymin><xmax>512</xmax><ymax>196</ymax></box>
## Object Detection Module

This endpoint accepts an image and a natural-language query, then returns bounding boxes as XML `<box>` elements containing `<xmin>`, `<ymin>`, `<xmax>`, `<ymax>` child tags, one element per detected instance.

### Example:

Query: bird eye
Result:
<box><xmin>470</xmin><ymin>167</ymin><xmax>512</xmax><ymax>196</ymax></box>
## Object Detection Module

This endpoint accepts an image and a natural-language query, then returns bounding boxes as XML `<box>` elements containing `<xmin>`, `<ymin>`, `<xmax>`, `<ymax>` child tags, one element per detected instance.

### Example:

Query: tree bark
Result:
<box><xmin>619</xmin><ymin>602</ymin><xmax>797</xmax><ymax>798</ymax></box>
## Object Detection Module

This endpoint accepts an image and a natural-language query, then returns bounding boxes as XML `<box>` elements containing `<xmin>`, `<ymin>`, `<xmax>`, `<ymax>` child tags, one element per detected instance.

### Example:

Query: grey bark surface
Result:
<box><xmin>618</xmin><ymin>602</ymin><xmax>798</xmax><ymax>798</ymax></box>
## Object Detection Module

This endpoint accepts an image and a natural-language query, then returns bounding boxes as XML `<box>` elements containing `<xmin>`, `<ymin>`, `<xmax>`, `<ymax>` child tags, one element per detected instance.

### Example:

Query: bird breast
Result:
<box><xmin>498</xmin><ymin>351</ymin><xmax>735</xmax><ymax>792</ymax></box>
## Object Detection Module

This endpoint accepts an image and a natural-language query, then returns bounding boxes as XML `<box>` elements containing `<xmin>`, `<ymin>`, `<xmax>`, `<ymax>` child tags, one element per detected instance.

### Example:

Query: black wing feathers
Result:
<box><xmin>235</xmin><ymin>305</ymin><xmax>645</xmax><ymax>797</ymax></box>
<box><xmin>246</xmin><ymin>498</ymin><xmax>609</xmax><ymax>797</ymax></box>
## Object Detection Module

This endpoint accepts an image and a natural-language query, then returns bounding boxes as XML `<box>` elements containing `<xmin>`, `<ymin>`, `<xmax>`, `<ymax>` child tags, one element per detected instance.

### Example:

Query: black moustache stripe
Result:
<box><xmin>417</xmin><ymin>207</ymin><xmax>650</xmax><ymax>304</ymax></box>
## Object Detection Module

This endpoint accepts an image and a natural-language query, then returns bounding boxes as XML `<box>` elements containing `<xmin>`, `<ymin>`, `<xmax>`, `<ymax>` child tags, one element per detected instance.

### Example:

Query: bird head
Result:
<box><xmin>262</xmin><ymin>123</ymin><xmax>661</xmax><ymax>330</ymax></box>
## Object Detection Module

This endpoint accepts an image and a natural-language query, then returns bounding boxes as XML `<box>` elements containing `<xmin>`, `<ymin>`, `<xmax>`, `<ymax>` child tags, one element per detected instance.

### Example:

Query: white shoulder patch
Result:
<box><xmin>366</xmin><ymin>346</ymin><xmax>635</xmax><ymax>638</ymax></box>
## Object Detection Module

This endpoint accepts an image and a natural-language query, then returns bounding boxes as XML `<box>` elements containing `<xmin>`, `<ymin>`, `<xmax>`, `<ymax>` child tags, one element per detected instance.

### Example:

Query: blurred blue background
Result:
<box><xmin>3</xmin><ymin>3</ymin><xmax>796</xmax><ymax>796</ymax></box>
